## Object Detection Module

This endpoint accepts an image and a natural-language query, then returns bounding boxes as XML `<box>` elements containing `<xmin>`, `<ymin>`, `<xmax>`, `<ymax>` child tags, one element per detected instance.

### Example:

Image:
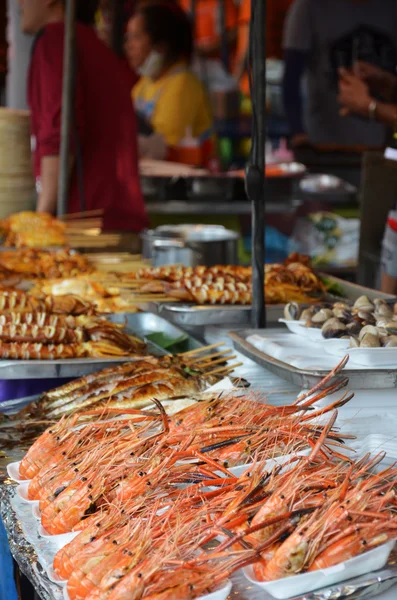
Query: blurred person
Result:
<box><xmin>125</xmin><ymin>1</ymin><xmax>215</xmax><ymax>163</ymax></box>
<box><xmin>20</xmin><ymin>0</ymin><xmax>148</xmax><ymax>235</ymax></box>
<box><xmin>234</xmin><ymin>0</ymin><xmax>294</xmax><ymax>97</ymax></box>
<box><xmin>282</xmin><ymin>0</ymin><xmax>397</xmax><ymax>148</ymax></box>
<box><xmin>338</xmin><ymin>61</ymin><xmax>397</xmax><ymax>295</ymax></box>
<box><xmin>179</xmin><ymin>0</ymin><xmax>238</xmax><ymax>63</ymax></box>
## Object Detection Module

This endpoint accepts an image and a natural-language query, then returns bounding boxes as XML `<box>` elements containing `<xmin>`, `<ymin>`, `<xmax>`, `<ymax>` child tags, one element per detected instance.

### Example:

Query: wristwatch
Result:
<box><xmin>368</xmin><ymin>100</ymin><xmax>377</xmax><ymax>120</ymax></box>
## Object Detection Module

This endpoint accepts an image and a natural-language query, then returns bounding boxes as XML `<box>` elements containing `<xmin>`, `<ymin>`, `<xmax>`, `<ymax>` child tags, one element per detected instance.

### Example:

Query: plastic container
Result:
<box><xmin>244</xmin><ymin>540</ymin><xmax>395</xmax><ymax>599</ymax></box>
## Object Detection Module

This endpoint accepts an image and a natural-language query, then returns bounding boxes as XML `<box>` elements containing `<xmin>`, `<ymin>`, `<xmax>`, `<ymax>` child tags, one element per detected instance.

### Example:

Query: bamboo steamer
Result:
<box><xmin>0</xmin><ymin>108</ymin><xmax>36</xmax><ymax>219</ymax></box>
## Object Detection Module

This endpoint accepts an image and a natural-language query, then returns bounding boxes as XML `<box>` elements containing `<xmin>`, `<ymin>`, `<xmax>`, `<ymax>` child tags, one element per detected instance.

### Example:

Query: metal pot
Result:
<box><xmin>141</xmin><ymin>225</ymin><xmax>239</xmax><ymax>267</ymax></box>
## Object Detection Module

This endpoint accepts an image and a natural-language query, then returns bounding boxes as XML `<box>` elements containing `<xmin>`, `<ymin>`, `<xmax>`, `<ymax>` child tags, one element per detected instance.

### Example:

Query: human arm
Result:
<box><xmin>338</xmin><ymin>68</ymin><xmax>397</xmax><ymax>127</ymax></box>
<box><xmin>37</xmin><ymin>156</ymin><xmax>60</xmax><ymax>213</ymax></box>
<box><xmin>282</xmin><ymin>0</ymin><xmax>312</xmax><ymax>145</ymax></box>
<box><xmin>355</xmin><ymin>61</ymin><xmax>397</xmax><ymax>102</ymax></box>
<box><xmin>32</xmin><ymin>25</ymin><xmax>85</xmax><ymax>213</ymax></box>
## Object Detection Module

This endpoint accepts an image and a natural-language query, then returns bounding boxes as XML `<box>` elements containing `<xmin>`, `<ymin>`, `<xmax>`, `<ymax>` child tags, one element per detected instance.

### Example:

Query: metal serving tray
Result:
<box><xmin>150</xmin><ymin>276</ymin><xmax>396</xmax><ymax>327</ymax></box>
<box><xmin>1</xmin><ymin>483</ymin><xmax>397</xmax><ymax>600</ymax></box>
<box><xmin>229</xmin><ymin>329</ymin><xmax>397</xmax><ymax>390</ymax></box>
<box><xmin>0</xmin><ymin>312</ymin><xmax>203</xmax><ymax>379</ymax></box>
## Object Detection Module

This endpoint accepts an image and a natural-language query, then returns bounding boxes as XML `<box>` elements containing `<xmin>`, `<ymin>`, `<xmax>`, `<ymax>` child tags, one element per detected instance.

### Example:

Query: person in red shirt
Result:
<box><xmin>19</xmin><ymin>0</ymin><xmax>148</xmax><ymax>235</ymax></box>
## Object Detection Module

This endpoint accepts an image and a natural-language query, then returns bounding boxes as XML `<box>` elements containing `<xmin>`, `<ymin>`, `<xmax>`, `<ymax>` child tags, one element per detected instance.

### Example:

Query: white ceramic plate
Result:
<box><xmin>244</xmin><ymin>540</ymin><xmax>395</xmax><ymax>599</ymax></box>
<box><xmin>7</xmin><ymin>461</ymin><xmax>26</xmax><ymax>483</ymax></box>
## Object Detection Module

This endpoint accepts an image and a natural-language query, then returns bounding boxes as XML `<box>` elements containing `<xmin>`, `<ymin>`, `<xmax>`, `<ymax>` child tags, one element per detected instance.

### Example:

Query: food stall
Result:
<box><xmin>0</xmin><ymin>2</ymin><xmax>397</xmax><ymax>599</ymax></box>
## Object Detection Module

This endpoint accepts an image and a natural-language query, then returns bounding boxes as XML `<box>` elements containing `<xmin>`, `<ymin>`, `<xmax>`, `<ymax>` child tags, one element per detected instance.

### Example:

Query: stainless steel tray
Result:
<box><xmin>150</xmin><ymin>276</ymin><xmax>396</xmax><ymax>327</ymax></box>
<box><xmin>1</xmin><ymin>483</ymin><xmax>397</xmax><ymax>600</ymax></box>
<box><xmin>0</xmin><ymin>312</ymin><xmax>203</xmax><ymax>379</ymax></box>
<box><xmin>229</xmin><ymin>329</ymin><xmax>397</xmax><ymax>390</ymax></box>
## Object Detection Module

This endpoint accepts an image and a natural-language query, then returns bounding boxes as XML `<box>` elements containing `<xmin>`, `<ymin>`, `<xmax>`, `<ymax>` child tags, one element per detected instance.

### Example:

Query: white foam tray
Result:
<box><xmin>248</xmin><ymin>330</ymin><xmax>397</xmax><ymax>370</ymax></box>
<box><xmin>7</xmin><ymin>461</ymin><xmax>27</xmax><ymax>483</ymax></box>
<box><xmin>62</xmin><ymin>579</ymin><xmax>232</xmax><ymax>600</ymax></box>
<box><xmin>244</xmin><ymin>540</ymin><xmax>395</xmax><ymax>599</ymax></box>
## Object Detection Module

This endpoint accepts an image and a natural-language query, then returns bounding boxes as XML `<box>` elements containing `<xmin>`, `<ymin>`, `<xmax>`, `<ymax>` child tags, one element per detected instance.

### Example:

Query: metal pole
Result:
<box><xmin>58</xmin><ymin>0</ymin><xmax>76</xmax><ymax>217</ymax></box>
<box><xmin>111</xmin><ymin>0</ymin><xmax>125</xmax><ymax>57</ymax></box>
<box><xmin>246</xmin><ymin>0</ymin><xmax>266</xmax><ymax>328</ymax></box>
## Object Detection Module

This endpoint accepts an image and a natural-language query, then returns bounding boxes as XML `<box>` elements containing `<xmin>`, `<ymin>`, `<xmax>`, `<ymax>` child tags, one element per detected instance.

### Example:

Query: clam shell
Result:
<box><xmin>358</xmin><ymin>325</ymin><xmax>379</xmax><ymax>341</ymax></box>
<box><xmin>353</xmin><ymin>295</ymin><xmax>374</xmax><ymax>312</ymax></box>
<box><xmin>321</xmin><ymin>318</ymin><xmax>346</xmax><ymax>339</ymax></box>
<box><xmin>360</xmin><ymin>333</ymin><xmax>381</xmax><ymax>348</ymax></box>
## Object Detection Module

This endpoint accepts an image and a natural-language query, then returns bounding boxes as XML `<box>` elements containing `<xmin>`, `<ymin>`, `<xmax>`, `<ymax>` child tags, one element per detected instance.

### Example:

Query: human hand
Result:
<box><xmin>338</xmin><ymin>68</ymin><xmax>372</xmax><ymax>117</ymax></box>
<box><xmin>354</xmin><ymin>61</ymin><xmax>396</xmax><ymax>100</ymax></box>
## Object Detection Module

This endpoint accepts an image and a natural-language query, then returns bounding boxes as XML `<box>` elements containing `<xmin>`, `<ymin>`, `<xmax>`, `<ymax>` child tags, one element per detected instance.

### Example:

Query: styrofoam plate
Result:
<box><xmin>38</xmin><ymin>526</ymin><xmax>81</xmax><ymax>550</ymax></box>
<box><xmin>304</xmin><ymin>327</ymin><xmax>325</xmax><ymax>343</ymax></box>
<box><xmin>32</xmin><ymin>504</ymin><xmax>41</xmax><ymax>520</ymax></box>
<box><xmin>46</xmin><ymin>565</ymin><xmax>67</xmax><ymax>588</ymax></box>
<box><xmin>323</xmin><ymin>339</ymin><xmax>350</xmax><ymax>357</ymax></box>
<box><xmin>278</xmin><ymin>319</ymin><xmax>306</xmax><ymax>336</ymax></box>
<box><xmin>7</xmin><ymin>461</ymin><xmax>27</xmax><ymax>483</ymax></box>
<box><xmin>16</xmin><ymin>482</ymin><xmax>39</xmax><ymax>505</ymax></box>
<box><xmin>244</xmin><ymin>540</ymin><xmax>395</xmax><ymax>599</ymax></box>
<box><xmin>63</xmin><ymin>580</ymin><xmax>232</xmax><ymax>600</ymax></box>
<box><xmin>279</xmin><ymin>320</ymin><xmax>324</xmax><ymax>342</ymax></box>
<box><xmin>348</xmin><ymin>347</ymin><xmax>397</xmax><ymax>367</ymax></box>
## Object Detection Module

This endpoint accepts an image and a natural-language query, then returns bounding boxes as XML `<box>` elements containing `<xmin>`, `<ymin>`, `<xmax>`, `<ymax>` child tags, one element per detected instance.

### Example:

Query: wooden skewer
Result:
<box><xmin>197</xmin><ymin>355</ymin><xmax>237</xmax><ymax>368</ymax></box>
<box><xmin>61</xmin><ymin>209</ymin><xmax>104</xmax><ymax>220</ymax></box>
<box><xmin>206</xmin><ymin>362</ymin><xmax>243</xmax><ymax>376</ymax></box>
<box><xmin>180</xmin><ymin>343</ymin><xmax>226</xmax><ymax>357</ymax></box>
<box><xmin>194</xmin><ymin>350</ymin><xmax>234</xmax><ymax>364</ymax></box>
<box><xmin>65</xmin><ymin>219</ymin><xmax>103</xmax><ymax>230</ymax></box>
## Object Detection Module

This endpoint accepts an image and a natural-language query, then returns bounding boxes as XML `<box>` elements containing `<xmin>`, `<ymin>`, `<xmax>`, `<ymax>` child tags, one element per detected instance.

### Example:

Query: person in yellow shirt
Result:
<box><xmin>125</xmin><ymin>1</ymin><xmax>215</xmax><ymax>164</ymax></box>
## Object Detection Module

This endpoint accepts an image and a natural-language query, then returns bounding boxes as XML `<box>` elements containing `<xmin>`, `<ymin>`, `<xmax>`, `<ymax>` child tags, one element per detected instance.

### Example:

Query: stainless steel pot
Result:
<box><xmin>141</xmin><ymin>225</ymin><xmax>239</xmax><ymax>267</ymax></box>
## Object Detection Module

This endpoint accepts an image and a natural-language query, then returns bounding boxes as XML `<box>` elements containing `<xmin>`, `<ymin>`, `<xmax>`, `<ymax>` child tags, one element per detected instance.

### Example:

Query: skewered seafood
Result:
<box><xmin>132</xmin><ymin>257</ymin><xmax>326</xmax><ymax>305</ymax></box>
<box><xmin>0</xmin><ymin>248</ymin><xmax>93</xmax><ymax>279</ymax></box>
<box><xmin>29</xmin><ymin>277</ymin><xmax>140</xmax><ymax>314</ymax></box>
<box><xmin>0</xmin><ymin>313</ymin><xmax>146</xmax><ymax>359</ymax></box>
<box><xmin>285</xmin><ymin>296</ymin><xmax>397</xmax><ymax>348</ymax></box>
<box><xmin>0</xmin><ymin>290</ymin><xmax>95</xmax><ymax>315</ymax></box>
<box><xmin>0</xmin><ymin>211</ymin><xmax>66</xmax><ymax>247</ymax></box>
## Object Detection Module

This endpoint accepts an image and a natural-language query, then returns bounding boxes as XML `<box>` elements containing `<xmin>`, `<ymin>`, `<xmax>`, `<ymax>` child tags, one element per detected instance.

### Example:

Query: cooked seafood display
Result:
<box><xmin>0</xmin><ymin>211</ymin><xmax>67</xmax><ymax>248</ymax></box>
<box><xmin>9</xmin><ymin>347</ymin><xmax>236</xmax><ymax>422</ymax></box>
<box><xmin>0</xmin><ymin>289</ymin><xmax>95</xmax><ymax>315</ymax></box>
<box><xmin>29</xmin><ymin>277</ymin><xmax>141</xmax><ymax>314</ymax></box>
<box><xmin>284</xmin><ymin>296</ymin><xmax>397</xmax><ymax>348</ymax></box>
<box><xmin>0</xmin><ymin>312</ymin><xmax>146</xmax><ymax>359</ymax></box>
<box><xmin>130</xmin><ymin>255</ymin><xmax>326</xmax><ymax>305</ymax></box>
<box><xmin>12</xmin><ymin>358</ymin><xmax>397</xmax><ymax>599</ymax></box>
<box><xmin>0</xmin><ymin>248</ymin><xmax>93</xmax><ymax>280</ymax></box>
